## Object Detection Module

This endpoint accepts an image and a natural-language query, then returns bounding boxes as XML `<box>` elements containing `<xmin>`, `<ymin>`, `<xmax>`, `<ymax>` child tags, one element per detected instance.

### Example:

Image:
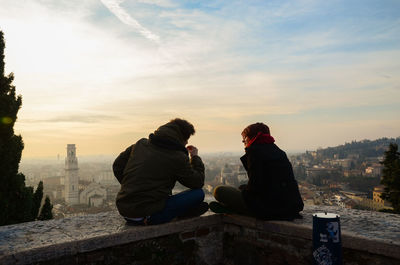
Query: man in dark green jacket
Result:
<box><xmin>113</xmin><ymin>118</ymin><xmax>207</xmax><ymax>225</ymax></box>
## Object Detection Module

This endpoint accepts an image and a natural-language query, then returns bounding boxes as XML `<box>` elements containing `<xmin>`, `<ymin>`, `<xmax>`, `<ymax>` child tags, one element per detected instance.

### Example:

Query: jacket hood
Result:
<box><xmin>153</xmin><ymin>122</ymin><xmax>186</xmax><ymax>146</ymax></box>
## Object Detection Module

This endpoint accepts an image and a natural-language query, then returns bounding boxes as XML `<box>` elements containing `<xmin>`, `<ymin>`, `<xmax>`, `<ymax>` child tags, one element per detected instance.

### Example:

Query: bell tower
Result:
<box><xmin>65</xmin><ymin>144</ymin><xmax>79</xmax><ymax>205</ymax></box>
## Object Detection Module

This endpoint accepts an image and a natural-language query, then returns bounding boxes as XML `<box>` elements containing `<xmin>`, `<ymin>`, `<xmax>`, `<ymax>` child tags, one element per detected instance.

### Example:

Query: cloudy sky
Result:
<box><xmin>1</xmin><ymin>0</ymin><xmax>399</xmax><ymax>158</ymax></box>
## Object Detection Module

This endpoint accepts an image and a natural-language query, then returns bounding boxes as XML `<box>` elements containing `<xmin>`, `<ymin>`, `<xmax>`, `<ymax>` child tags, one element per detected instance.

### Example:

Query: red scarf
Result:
<box><xmin>246</xmin><ymin>132</ymin><xmax>275</xmax><ymax>148</ymax></box>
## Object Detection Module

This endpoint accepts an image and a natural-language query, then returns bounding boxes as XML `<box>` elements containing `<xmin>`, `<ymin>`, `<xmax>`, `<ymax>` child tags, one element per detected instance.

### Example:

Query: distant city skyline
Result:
<box><xmin>1</xmin><ymin>0</ymin><xmax>399</xmax><ymax>158</ymax></box>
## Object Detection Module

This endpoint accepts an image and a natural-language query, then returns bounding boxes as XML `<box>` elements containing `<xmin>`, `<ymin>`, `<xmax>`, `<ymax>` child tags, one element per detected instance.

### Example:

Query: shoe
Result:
<box><xmin>209</xmin><ymin>201</ymin><xmax>234</xmax><ymax>214</ymax></box>
<box><xmin>124</xmin><ymin>217</ymin><xmax>147</xmax><ymax>226</ymax></box>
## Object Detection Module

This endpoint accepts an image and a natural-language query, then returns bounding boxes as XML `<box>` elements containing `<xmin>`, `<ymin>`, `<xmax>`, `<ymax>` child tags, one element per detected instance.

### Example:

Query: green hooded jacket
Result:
<box><xmin>115</xmin><ymin>122</ymin><xmax>205</xmax><ymax>218</ymax></box>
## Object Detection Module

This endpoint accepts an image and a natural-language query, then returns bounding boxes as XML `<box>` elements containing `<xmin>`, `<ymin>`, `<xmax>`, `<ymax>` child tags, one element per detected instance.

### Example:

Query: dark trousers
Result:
<box><xmin>148</xmin><ymin>188</ymin><xmax>205</xmax><ymax>225</ymax></box>
<box><xmin>213</xmin><ymin>185</ymin><xmax>252</xmax><ymax>215</ymax></box>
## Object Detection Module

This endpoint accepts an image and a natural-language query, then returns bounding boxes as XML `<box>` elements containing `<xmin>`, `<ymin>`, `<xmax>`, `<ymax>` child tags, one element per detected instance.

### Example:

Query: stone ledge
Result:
<box><xmin>0</xmin><ymin>213</ymin><xmax>222</xmax><ymax>265</ymax></box>
<box><xmin>0</xmin><ymin>205</ymin><xmax>399</xmax><ymax>264</ymax></box>
<box><xmin>221</xmin><ymin>214</ymin><xmax>400</xmax><ymax>260</ymax></box>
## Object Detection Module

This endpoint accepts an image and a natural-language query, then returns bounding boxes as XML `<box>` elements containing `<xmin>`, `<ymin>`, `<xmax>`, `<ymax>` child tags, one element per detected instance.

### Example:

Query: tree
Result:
<box><xmin>380</xmin><ymin>143</ymin><xmax>400</xmax><ymax>213</ymax></box>
<box><xmin>38</xmin><ymin>196</ymin><xmax>53</xmax><ymax>221</ymax></box>
<box><xmin>0</xmin><ymin>30</ymin><xmax>50</xmax><ymax>225</ymax></box>
<box><xmin>32</xmin><ymin>181</ymin><xmax>44</xmax><ymax>218</ymax></box>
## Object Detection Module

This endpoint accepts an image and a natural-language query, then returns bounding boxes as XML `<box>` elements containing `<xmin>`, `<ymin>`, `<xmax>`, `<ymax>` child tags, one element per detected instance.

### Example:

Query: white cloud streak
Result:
<box><xmin>137</xmin><ymin>0</ymin><xmax>176</xmax><ymax>8</ymax></box>
<box><xmin>100</xmin><ymin>0</ymin><xmax>160</xmax><ymax>43</ymax></box>
<box><xmin>2</xmin><ymin>0</ymin><xmax>399</xmax><ymax>157</ymax></box>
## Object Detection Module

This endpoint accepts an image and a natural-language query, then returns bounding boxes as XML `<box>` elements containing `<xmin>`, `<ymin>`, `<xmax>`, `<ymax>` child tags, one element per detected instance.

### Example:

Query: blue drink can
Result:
<box><xmin>312</xmin><ymin>212</ymin><xmax>343</xmax><ymax>265</ymax></box>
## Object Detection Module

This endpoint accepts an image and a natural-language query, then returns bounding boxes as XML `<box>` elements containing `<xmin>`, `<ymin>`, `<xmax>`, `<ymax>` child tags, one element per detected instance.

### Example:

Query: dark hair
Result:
<box><xmin>170</xmin><ymin>118</ymin><xmax>195</xmax><ymax>141</ymax></box>
<box><xmin>241</xmin><ymin>122</ymin><xmax>270</xmax><ymax>139</ymax></box>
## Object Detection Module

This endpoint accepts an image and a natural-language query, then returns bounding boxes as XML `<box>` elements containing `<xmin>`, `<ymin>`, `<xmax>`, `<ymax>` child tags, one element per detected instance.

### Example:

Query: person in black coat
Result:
<box><xmin>210</xmin><ymin>123</ymin><xmax>304</xmax><ymax>220</ymax></box>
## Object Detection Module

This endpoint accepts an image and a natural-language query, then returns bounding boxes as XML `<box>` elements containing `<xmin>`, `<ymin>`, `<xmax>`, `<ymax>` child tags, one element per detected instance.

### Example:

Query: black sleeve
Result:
<box><xmin>245</xmin><ymin>150</ymin><xmax>260</xmax><ymax>190</ymax></box>
<box><xmin>240</xmin><ymin>154</ymin><xmax>248</xmax><ymax>171</ymax></box>
<box><xmin>176</xmin><ymin>155</ymin><xmax>205</xmax><ymax>189</ymax></box>
<box><xmin>112</xmin><ymin>145</ymin><xmax>133</xmax><ymax>184</ymax></box>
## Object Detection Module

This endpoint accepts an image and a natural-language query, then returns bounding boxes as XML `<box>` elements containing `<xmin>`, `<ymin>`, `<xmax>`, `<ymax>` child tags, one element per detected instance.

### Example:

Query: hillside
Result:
<box><xmin>314</xmin><ymin>137</ymin><xmax>400</xmax><ymax>159</ymax></box>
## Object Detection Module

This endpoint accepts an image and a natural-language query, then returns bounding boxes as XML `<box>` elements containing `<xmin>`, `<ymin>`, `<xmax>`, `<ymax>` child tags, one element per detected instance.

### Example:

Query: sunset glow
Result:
<box><xmin>0</xmin><ymin>0</ymin><xmax>399</xmax><ymax>158</ymax></box>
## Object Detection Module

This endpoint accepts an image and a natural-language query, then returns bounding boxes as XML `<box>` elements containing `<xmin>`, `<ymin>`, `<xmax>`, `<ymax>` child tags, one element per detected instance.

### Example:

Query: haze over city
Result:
<box><xmin>0</xmin><ymin>0</ymin><xmax>399</xmax><ymax>158</ymax></box>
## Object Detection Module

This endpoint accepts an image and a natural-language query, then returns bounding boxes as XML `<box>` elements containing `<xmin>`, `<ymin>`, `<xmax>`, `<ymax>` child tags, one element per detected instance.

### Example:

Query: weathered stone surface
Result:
<box><xmin>295</xmin><ymin>205</ymin><xmax>400</xmax><ymax>243</ymax></box>
<box><xmin>196</xmin><ymin>227</ymin><xmax>210</xmax><ymax>237</ymax></box>
<box><xmin>0</xmin><ymin>213</ymin><xmax>222</xmax><ymax>264</ymax></box>
<box><xmin>195</xmin><ymin>228</ymin><xmax>223</xmax><ymax>265</ymax></box>
<box><xmin>222</xmin><ymin>205</ymin><xmax>400</xmax><ymax>260</ymax></box>
<box><xmin>0</xmin><ymin>205</ymin><xmax>399</xmax><ymax>264</ymax></box>
<box><xmin>181</xmin><ymin>231</ymin><xmax>196</xmax><ymax>240</ymax></box>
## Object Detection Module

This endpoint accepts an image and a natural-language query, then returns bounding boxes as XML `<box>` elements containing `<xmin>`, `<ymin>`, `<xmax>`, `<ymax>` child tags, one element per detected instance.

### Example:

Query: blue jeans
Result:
<box><xmin>148</xmin><ymin>189</ymin><xmax>205</xmax><ymax>225</ymax></box>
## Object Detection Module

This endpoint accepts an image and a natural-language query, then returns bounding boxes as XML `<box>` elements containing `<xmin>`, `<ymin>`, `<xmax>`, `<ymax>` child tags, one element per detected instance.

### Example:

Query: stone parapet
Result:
<box><xmin>222</xmin><ymin>215</ymin><xmax>399</xmax><ymax>264</ymax></box>
<box><xmin>0</xmin><ymin>205</ymin><xmax>399</xmax><ymax>264</ymax></box>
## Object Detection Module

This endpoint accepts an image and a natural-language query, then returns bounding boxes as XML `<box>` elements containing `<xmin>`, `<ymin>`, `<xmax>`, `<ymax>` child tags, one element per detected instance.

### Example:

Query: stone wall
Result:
<box><xmin>222</xmin><ymin>215</ymin><xmax>400</xmax><ymax>265</ymax></box>
<box><xmin>0</xmin><ymin>213</ymin><xmax>223</xmax><ymax>265</ymax></box>
<box><xmin>35</xmin><ymin>226</ymin><xmax>223</xmax><ymax>265</ymax></box>
<box><xmin>0</xmin><ymin>205</ymin><xmax>399</xmax><ymax>265</ymax></box>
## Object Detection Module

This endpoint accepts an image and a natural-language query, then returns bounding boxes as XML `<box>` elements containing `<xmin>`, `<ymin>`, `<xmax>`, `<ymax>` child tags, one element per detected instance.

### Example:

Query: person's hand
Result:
<box><xmin>238</xmin><ymin>184</ymin><xmax>247</xmax><ymax>191</ymax></box>
<box><xmin>186</xmin><ymin>145</ymin><xmax>198</xmax><ymax>157</ymax></box>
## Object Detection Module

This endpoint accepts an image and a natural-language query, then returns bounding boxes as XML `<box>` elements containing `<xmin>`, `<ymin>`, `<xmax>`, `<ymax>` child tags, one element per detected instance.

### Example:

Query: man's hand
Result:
<box><xmin>238</xmin><ymin>184</ymin><xmax>247</xmax><ymax>191</ymax></box>
<box><xmin>186</xmin><ymin>145</ymin><xmax>198</xmax><ymax>157</ymax></box>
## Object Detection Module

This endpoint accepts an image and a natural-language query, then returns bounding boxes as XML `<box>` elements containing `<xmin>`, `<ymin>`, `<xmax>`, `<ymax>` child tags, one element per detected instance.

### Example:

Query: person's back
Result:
<box><xmin>241</xmin><ymin>142</ymin><xmax>304</xmax><ymax>219</ymax></box>
<box><xmin>211</xmin><ymin>122</ymin><xmax>304</xmax><ymax>220</ymax></box>
<box><xmin>116</xmin><ymin>138</ymin><xmax>187</xmax><ymax>218</ymax></box>
<box><xmin>114</xmin><ymin>118</ymin><xmax>207</xmax><ymax>225</ymax></box>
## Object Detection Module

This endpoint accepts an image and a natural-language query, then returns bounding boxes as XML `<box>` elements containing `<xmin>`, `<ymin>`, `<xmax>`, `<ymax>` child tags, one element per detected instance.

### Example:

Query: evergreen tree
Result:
<box><xmin>32</xmin><ymin>181</ymin><xmax>44</xmax><ymax>219</ymax></box>
<box><xmin>38</xmin><ymin>196</ymin><xmax>53</xmax><ymax>221</ymax></box>
<box><xmin>0</xmin><ymin>30</ymin><xmax>51</xmax><ymax>225</ymax></box>
<box><xmin>380</xmin><ymin>143</ymin><xmax>400</xmax><ymax>213</ymax></box>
